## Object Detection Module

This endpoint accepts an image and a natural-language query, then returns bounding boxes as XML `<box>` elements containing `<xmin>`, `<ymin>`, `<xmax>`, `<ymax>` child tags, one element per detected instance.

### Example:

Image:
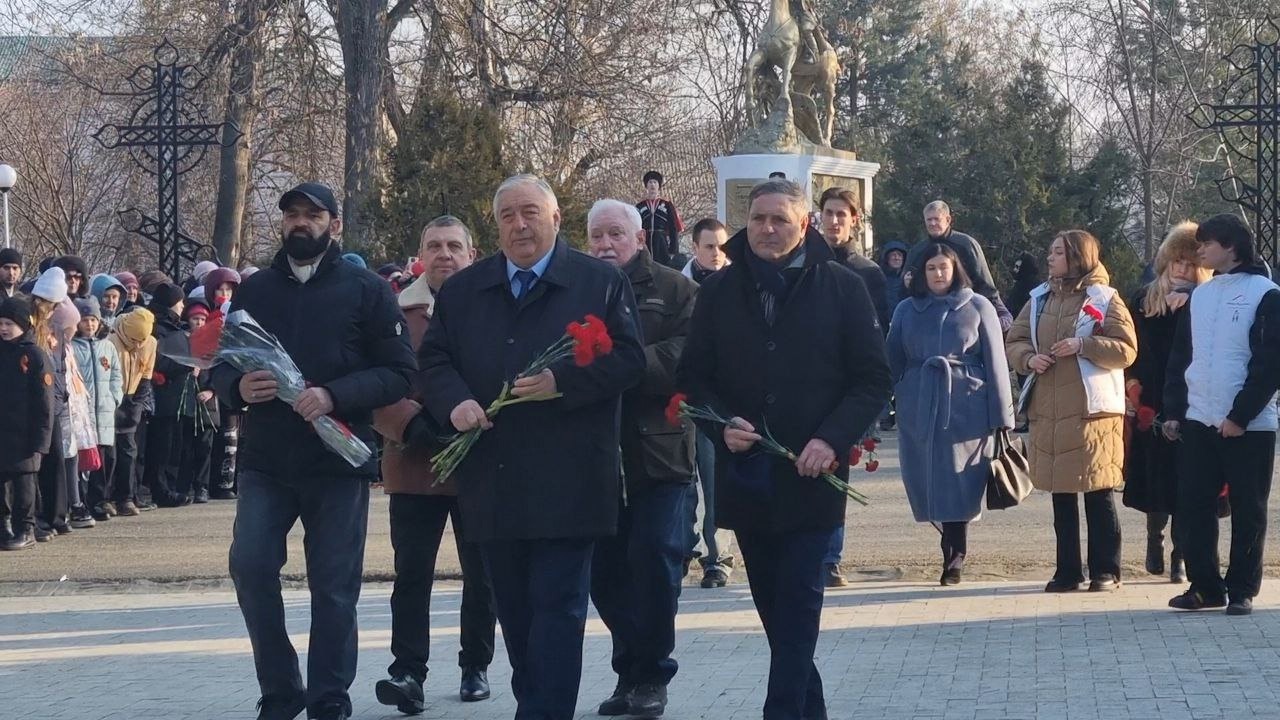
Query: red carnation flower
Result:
<box><xmin>865</xmin><ymin>459</ymin><xmax>880</xmax><ymax>472</ymax></box>
<box><xmin>573</xmin><ymin>341</ymin><xmax>596</xmax><ymax>367</ymax></box>
<box><xmin>1136</xmin><ymin>406</ymin><xmax>1157</xmax><ymax>431</ymax></box>
<box><xmin>665</xmin><ymin>393</ymin><xmax>687</xmax><ymax>427</ymax></box>
<box><xmin>153</xmin><ymin>371</ymin><xmax>167</xmax><ymax>387</ymax></box>
<box><xmin>861</xmin><ymin>437</ymin><xmax>878</xmax><ymax>452</ymax></box>
<box><xmin>849</xmin><ymin>447</ymin><xmax>863</xmax><ymax>465</ymax></box>
<box><xmin>1083</xmin><ymin>303</ymin><xmax>1104</xmax><ymax>323</ymax></box>
<box><xmin>584</xmin><ymin>314</ymin><xmax>613</xmax><ymax>354</ymax></box>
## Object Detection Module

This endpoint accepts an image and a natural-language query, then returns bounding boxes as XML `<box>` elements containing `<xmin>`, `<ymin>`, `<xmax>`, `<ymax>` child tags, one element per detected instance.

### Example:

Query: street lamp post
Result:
<box><xmin>0</xmin><ymin>164</ymin><xmax>16</xmax><ymax>250</ymax></box>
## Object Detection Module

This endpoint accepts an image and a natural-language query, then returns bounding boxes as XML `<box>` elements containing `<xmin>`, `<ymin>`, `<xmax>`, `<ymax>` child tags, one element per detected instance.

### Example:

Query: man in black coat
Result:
<box><xmin>210</xmin><ymin>183</ymin><xmax>416</xmax><ymax>720</ymax></box>
<box><xmin>584</xmin><ymin>199</ymin><xmax>698</xmax><ymax>718</ymax></box>
<box><xmin>906</xmin><ymin>201</ymin><xmax>1013</xmax><ymax>329</ymax></box>
<box><xmin>816</xmin><ymin>186</ymin><xmax>887</xmax><ymax>587</ymax></box>
<box><xmin>637</xmin><ymin>170</ymin><xmax>684</xmax><ymax>269</ymax></box>
<box><xmin>419</xmin><ymin>175</ymin><xmax>646</xmax><ymax>720</ymax></box>
<box><xmin>677</xmin><ymin>179</ymin><xmax>890</xmax><ymax>720</ymax></box>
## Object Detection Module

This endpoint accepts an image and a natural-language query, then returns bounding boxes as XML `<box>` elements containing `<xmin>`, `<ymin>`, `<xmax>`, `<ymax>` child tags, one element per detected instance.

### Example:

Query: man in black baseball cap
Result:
<box><xmin>279</xmin><ymin>182</ymin><xmax>341</xmax><ymax>217</ymax></box>
<box><xmin>276</xmin><ymin>183</ymin><xmax>343</xmax><ymax>275</ymax></box>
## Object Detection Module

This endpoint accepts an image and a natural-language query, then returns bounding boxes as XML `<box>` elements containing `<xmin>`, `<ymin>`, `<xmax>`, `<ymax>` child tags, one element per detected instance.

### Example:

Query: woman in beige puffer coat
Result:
<box><xmin>1006</xmin><ymin>230</ymin><xmax>1137</xmax><ymax>594</ymax></box>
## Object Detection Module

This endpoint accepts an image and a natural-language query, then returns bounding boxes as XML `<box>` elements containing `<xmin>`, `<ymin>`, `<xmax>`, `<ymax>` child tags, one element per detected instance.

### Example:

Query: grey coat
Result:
<box><xmin>887</xmin><ymin>289</ymin><xmax>1014</xmax><ymax>522</ymax></box>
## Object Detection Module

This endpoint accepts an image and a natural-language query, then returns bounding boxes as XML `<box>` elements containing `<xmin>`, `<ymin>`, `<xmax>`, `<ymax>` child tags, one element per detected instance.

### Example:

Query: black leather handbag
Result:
<box><xmin>985</xmin><ymin>428</ymin><xmax>1033</xmax><ymax>510</ymax></box>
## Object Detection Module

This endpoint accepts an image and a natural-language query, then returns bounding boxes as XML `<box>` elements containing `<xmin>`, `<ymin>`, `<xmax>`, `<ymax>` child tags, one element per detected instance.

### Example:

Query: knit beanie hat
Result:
<box><xmin>51</xmin><ymin>298</ymin><xmax>80</xmax><ymax>336</ymax></box>
<box><xmin>114</xmin><ymin>307</ymin><xmax>154</xmax><ymax>345</ymax></box>
<box><xmin>184</xmin><ymin>302</ymin><xmax>209</xmax><ymax>321</ymax></box>
<box><xmin>150</xmin><ymin>282</ymin><xmax>184</xmax><ymax>311</ymax></box>
<box><xmin>31</xmin><ymin>267</ymin><xmax>69</xmax><ymax>303</ymax></box>
<box><xmin>192</xmin><ymin>260</ymin><xmax>219</xmax><ymax>282</ymax></box>
<box><xmin>0</xmin><ymin>247</ymin><xmax>21</xmax><ymax>267</ymax></box>
<box><xmin>202</xmin><ymin>267</ymin><xmax>241</xmax><ymax>303</ymax></box>
<box><xmin>0</xmin><ymin>295</ymin><xmax>33</xmax><ymax>332</ymax></box>
<box><xmin>341</xmin><ymin>252</ymin><xmax>368</xmax><ymax>269</ymax></box>
<box><xmin>75</xmin><ymin>296</ymin><xmax>102</xmax><ymax>320</ymax></box>
<box><xmin>115</xmin><ymin>271</ymin><xmax>139</xmax><ymax>291</ymax></box>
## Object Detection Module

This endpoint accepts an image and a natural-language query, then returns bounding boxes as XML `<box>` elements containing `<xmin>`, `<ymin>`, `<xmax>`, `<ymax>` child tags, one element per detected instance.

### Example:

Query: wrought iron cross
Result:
<box><xmin>93</xmin><ymin>40</ymin><xmax>240</xmax><ymax>280</ymax></box>
<box><xmin>1193</xmin><ymin>18</ymin><xmax>1280</xmax><ymax>265</ymax></box>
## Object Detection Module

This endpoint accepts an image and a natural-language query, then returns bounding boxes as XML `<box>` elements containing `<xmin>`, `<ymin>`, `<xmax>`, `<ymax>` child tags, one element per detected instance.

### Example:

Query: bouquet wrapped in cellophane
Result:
<box><xmin>164</xmin><ymin>309</ymin><xmax>373</xmax><ymax>468</ymax></box>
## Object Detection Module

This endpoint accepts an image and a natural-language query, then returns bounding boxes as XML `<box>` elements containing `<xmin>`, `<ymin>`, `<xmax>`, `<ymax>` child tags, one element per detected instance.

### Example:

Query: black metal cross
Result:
<box><xmin>1194</xmin><ymin>18</ymin><xmax>1280</xmax><ymax>265</ymax></box>
<box><xmin>93</xmin><ymin>40</ymin><xmax>240</xmax><ymax>280</ymax></box>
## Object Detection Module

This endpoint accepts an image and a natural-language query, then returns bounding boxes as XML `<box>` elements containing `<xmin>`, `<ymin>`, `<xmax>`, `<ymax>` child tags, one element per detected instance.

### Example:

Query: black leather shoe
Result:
<box><xmin>1145</xmin><ymin>539</ymin><xmax>1165</xmax><ymax>575</ymax></box>
<box><xmin>1168</xmin><ymin>589</ymin><xmax>1226</xmax><ymax>611</ymax></box>
<box><xmin>193</xmin><ymin>488</ymin><xmax>210</xmax><ymax>504</ymax></box>
<box><xmin>1226</xmin><ymin>596</ymin><xmax>1253</xmax><ymax>616</ymax></box>
<box><xmin>375</xmin><ymin>674</ymin><xmax>424</xmax><ymax>715</ymax></box>
<box><xmin>598</xmin><ymin>680</ymin><xmax>635</xmax><ymax>715</ymax></box>
<box><xmin>254</xmin><ymin>694</ymin><xmax>305</xmax><ymax>720</ymax></box>
<box><xmin>460</xmin><ymin>666</ymin><xmax>490</xmax><ymax>702</ymax></box>
<box><xmin>2</xmin><ymin>532</ymin><xmax>35</xmax><ymax>551</ymax></box>
<box><xmin>628</xmin><ymin>683</ymin><xmax>668</xmax><ymax>718</ymax></box>
<box><xmin>700</xmin><ymin>567</ymin><xmax>728</xmax><ymax>588</ymax></box>
<box><xmin>1088</xmin><ymin>574</ymin><xmax>1120</xmax><ymax>592</ymax></box>
<box><xmin>940</xmin><ymin>568</ymin><xmax>962</xmax><ymax>586</ymax></box>
<box><xmin>33</xmin><ymin>525</ymin><xmax>53</xmax><ymax>542</ymax></box>
<box><xmin>1044</xmin><ymin>578</ymin><xmax>1082</xmax><ymax>593</ymax></box>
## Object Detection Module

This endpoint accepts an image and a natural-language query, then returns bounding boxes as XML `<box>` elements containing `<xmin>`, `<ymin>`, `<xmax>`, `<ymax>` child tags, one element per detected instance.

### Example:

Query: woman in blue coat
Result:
<box><xmin>887</xmin><ymin>243</ymin><xmax>1014</xmax><ymax>585</ymax></box>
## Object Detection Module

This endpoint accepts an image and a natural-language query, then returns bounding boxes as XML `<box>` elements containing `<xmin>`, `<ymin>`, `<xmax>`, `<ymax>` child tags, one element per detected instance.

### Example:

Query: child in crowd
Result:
<box><xmin>181</xmin><ymin>298</ymin><xmax>217</xmax><ymax>503</ymax></box>
<box><xmin>72</xmin><ymin>297</ymin><xmax>124</xmax><ymax>521</ymax></box>
<box><xmin>107</xmin><ymin>307</ymin><xmax>156</xmax><ymax>516</ymax></box>
<box><xmin>29</xmin><ymin>268</ymin><xmax>71</xmax><ymax>538</ymax></box>
<box><xmin>0</xmin><ymin>296</ymin><xmax>54</xmax><ymax>550</ymax></box>
<box><xmin>203</xmin><ymin>268</ymin><xmax>241</xmax><ymax>499</ymax></box>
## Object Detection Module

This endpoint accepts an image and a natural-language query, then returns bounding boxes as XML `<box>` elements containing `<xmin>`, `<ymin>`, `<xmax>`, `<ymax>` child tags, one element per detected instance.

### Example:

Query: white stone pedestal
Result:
<box><xmin>712</xmin><ymin>149</ymin><xmax>881</xmax><ymax>252</ymax></box>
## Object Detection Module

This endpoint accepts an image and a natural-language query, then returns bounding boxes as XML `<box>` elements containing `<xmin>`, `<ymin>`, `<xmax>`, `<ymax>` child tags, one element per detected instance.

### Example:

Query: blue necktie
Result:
<box><xmin>513</xmin><ymin>269</ymin><xmax>537</xmax><ymax>300</ymax></box>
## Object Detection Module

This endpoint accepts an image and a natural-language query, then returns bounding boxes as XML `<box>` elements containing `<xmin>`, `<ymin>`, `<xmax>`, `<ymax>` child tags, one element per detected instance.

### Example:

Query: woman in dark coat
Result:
<box><xmin>0</xmin><ymin>296</ymin><xmax>55</xmax><ymax>549</ymax></box>
<box><xmin>887</xmin><ymin>243</ymin><xmax>1014</xmax><ymax>585</ymax></box>
<box><xmin>143</xmin><ymin>283</ymin><xmax>195</xmax><ymax>506</ymax></box>
<box><xmin>1122</xmin><ymin>222</ymin><xmax>1210</xmax><ymax>583</ymax></box>
<box><xmin>1006</xmin><ymin>251</ymin><xmax>1042</xmax><ymax>321</ymax></box>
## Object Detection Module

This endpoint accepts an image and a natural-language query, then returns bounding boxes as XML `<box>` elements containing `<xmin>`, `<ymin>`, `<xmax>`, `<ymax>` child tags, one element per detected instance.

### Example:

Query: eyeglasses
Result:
<box><xmin>66</xmin><ymin>273</ymin><xmax>83</xmax><ymax>280</ymax></box>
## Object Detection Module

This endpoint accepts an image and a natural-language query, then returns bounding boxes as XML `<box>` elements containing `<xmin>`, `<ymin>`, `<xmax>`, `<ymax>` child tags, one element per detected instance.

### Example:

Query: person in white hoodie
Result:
<box><xmin>1164</xmin><ymin>214</ymin><xmax>1280</xmax><ymax>616</ymax></box>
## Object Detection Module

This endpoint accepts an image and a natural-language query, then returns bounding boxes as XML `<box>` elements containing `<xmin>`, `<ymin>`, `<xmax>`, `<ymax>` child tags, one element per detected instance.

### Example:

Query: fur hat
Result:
<box><xmin>31</xmin><ymin>267</ymin><xmax>68</xmax><ymax>303</ymax></box>
<box><xmin>1155</xmin><ymin>221</ymin><xmax>1201</xmax><ymax>275</ymax></box>
<box><xmin>642</xmin><ymin>170</ymin><xmax>663</xmax><ymax>187</ymax></box>
<box><xmin>0</xmin><ymin>295</ymin><xmax>33</xmax><ymax>333</ymax></box>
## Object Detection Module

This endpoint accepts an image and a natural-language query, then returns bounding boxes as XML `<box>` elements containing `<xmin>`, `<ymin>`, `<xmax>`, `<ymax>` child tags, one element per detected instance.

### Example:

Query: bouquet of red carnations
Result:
<box><xmin>665</xmin><ymin>394</ymin><xmax>870</xmax><ymax>505</ymax></box>
<box><xmin>164</xmin><ymin>309</ymin><xmax>374</xmax><ymax>468</ymax></box>
<box><xmin>430</xmin><ymin>315</ymin><xmax>614</xmax><ymax>482</ymax></box>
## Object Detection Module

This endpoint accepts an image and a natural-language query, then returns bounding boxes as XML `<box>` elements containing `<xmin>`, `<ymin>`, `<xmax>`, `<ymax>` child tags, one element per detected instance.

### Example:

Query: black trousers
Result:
<box><xmin>483</xmin><ymin>537</ymin><xmax>594</xmax><ymax>720</ymax></box>
<box><xmin>86</xmin><ymin>444</ymin><xmax>117</xmax><ymax>508</ymax></box>
<box><xmin>178</xmin><ymin>417</ymin><xmax>214</xmax><ymax>495</ymax></box>
<box><xmin>1051</xmin><ymin>490</ymin><xmax>1122</xmax><ymax>582</ymax></box>
<box><xmin>1178</xmin><ymin>421</ymin><xmax>1275</xmax><ymax>600</ymax></box>
<box><xmin>737</xmin><ymin>527</ymin><xmax>830</xmax><ymax>720</ymax></box>
<box><xmin>936</xmin><ymin>521</ymin><xmax>967</xmax><ymax>571</ymax></box>
<box><xmin>229</xmin><ymin>470</ymin><xmax>370</xmax><ymax>716</ymax></box>
<box><xmin>112</xmin><ymin>430</ymin><xmax>139</xmax><ymax>503</ymax></box>
<box><xmin>2</xmin><ymin>472</ymin><xmax>37</xmax><ymax>535</ymax></box>
<box><xmin>143</xmin><ymin>415</ymin><xmax>184</xmax><ymax>502</ymax></box>
<box><xmin>591</xmin><ymin>482</ymin><xmax>695</xmax><ymax>686</ymax></box>
<box><xmin>387</xmin><ymin>493</ymin><xmax>496</xmax><ymax>683</ymax></box>
<box><xmin>37</xmin><ymin>420</ymin><xmax>67</xmax><ymax>527</ymax></box>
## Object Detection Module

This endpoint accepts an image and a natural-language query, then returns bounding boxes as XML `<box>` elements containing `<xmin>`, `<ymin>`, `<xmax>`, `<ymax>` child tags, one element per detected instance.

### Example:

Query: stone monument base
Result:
<box><xmin>713</xmin><ymin>148</ymin><xmax>881</xmax><ymax>253</ymax></box>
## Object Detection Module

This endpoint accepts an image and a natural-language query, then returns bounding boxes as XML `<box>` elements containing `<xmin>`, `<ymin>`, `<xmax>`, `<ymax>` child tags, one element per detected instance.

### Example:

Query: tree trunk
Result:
<box><xmin>334</xmin><ymin>0</ymin><xmax>388</xmax><ymax>250</ymax></box>
<box><xmin>211</xmin><ymin>0</ymin><xmax>268</xmax><ymax>268</ymax></box>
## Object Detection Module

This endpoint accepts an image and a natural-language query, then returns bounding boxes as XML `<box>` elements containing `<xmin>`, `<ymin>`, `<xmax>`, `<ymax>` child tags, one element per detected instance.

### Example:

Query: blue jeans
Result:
<box><xmin>591</xmin><ymin>482</ymin><xmax>696</xmax><ymax>685</ymax></box>
<box><xmin>483</xmin><ymin>537</ymin><xmax>594</xmax><ymax>720</ymax></box>
<box><xmin>737</xmin><ymin>527</ymin><xmax>831</xmax><ymax>720</ymax></box>
<box><xmin>228</xmin><ymin>470</ymin><xmax>370</xmax><ymax>716</ymax></box>
<box><xmin>692</xmin><ymin>431</ymin><xmax>735</xmax><ymax>571</ymax></box>
<box><xmin>822</xmin><ymin>525</ymin><xmax>844</xmax><ymax>565</ymax></box>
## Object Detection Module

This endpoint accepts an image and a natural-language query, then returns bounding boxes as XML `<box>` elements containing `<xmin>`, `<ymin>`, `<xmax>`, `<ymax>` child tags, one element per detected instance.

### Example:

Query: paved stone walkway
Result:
<box><xmin>3</xmin><ymin>578</ymin><xmax>1280</xmax><ymax>719</ymax></box>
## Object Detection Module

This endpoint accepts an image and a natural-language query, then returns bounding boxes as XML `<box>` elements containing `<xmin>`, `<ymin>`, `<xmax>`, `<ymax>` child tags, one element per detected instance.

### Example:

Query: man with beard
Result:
<box><xmin>371</xmin><ymin>215</ymin><xmax>497</xmax><ymax>713</ymax></box>
<box><xmin>211</xmin><ymin>183</ymin><xmax>416</xmax><ymax>720</ymax></box>
<box><xmin>905</xmin><ymin>201</ymin><xmax>1013</xmax><ymax>329</ymax></box>
<box><xmin>0</xmin><ymin>248</ymin><xmax>21</xmax><ymax>298</ymax></box>
<box><xmin>585</xmin><ymin>199</ymin><xmax>698</xmax><ymax>718</ymax></box>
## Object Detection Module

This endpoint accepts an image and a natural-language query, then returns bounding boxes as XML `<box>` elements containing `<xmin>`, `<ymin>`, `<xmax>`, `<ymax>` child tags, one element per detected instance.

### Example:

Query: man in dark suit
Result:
<box><xmin>211</xmin><ymin>183</ymin><xmax>417</xmax><ymax>720</ymax></box>
<box><xmin>677</xmin><ymin>179</ymin><xmax>890</xmax><ymax>720</ymax></box>
<box><xmin>585</xmin><ymin>199</ymin><xmax>698</xmax><ymax>718</ymax></box>
<box><xmin>419</xmin><ymin>175</ymin><xmax>646</xmax><ymax>720</ymax></box>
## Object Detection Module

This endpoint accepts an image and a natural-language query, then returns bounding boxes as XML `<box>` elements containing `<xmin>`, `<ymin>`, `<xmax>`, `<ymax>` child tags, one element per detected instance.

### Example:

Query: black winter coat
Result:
<box><xmin>419</xmin><ymin>239</ymin><xmax>647</xmax><ymax>541</ymax></box>
<box><xmin>677</xmin><ymin>227</ymin><xmax>892</xmax><ymax>533</ymax></box>
<box><xmin>833</xmin><ymin>244</ymin><xmax>890</xmax><ymax>334</ymax></box>
<box><xmin>0</xmin><ymin>333</ymin><xmax>54</xmax><ymax>473</ymax></box>
<box><xmin>150</xmin><ymin>309</ymin><xmax>194</xmax><ymax>418</ymax></box>
<box><xmin>1122</xmin><ymin>286</ymin><xmax>1187</xmax><ymax>514</ymax></box>
<box><xmin>620</xmin><ymin>250</ymin><xmax>698</xmax><ymax>494</ymax></box>
<box><xmin>211</xmin><ymin>245</ymin><xmax>416</xmax><ymax>482</ymax></box>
